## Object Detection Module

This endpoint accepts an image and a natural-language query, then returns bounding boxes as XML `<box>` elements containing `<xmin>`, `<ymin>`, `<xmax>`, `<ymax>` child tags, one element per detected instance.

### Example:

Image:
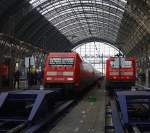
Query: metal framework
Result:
<box><xmin>0</xmin><ymin>33</ymin><xmax>41</xmax><ymax>62</ymax></box>
<box><xmin>0</xmin><ymin>0</ymin><xmax>150</xmax><ymax>55</ymax></box>
<box><xmin>29</xmin><ymin>0</ymin><xmax>126</xmax><ymax>44</ymax></box>
<box><xmin>116</xmin><ymin>0</ymin><xmax>150</xmax><ymax>54</ymax></box>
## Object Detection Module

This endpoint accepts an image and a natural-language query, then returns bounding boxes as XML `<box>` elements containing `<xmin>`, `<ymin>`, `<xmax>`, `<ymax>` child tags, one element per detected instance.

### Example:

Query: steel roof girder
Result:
<box><xmin>72</xmin><ymin>35</ymin><xmax>116</xmax><ymax>44</ymax></box>
<box><xmin>56</xmin><ymin>17</ymin><xmax>120</xmax><ymax>29</ymax></box>
<box><xmin>125</xmin><ymin>3</ymin><xmax>150</xmax><ymax>34</ymax></box>
<box><xmin>40</xmin><ymin>2</ymin><xmax>124</xmax><ymax>16</ymax></box>
<box><xmin>31</xmin><ymin>0</ymin><xmax>125</xmax><ymax>14</ymax></box>
<box><xmin>62</xmin><ymin>27</ymin><xmax>119</xmax><ymax>38</ymax></box>
<box><xmin>118</xmin><ymin>27</ymin><xmax>147</xmax><ymax>52</ymax></box>
<box><xmin>68</xmin><ymin>33</ymin><xmax>117</xmax><ymax>42</ymax></box>
<box><xmin>65</xmin><ymin>30</ymin><xmax>118</xmax><ymax>42</ymax></box>
<box><xmin>47</xmin><ymin>7</ymin><xmax>123</xmax><ymax>22</ymax></box>
<box><xmin>30</xmin><ymin>0</ymin><xmax>125</xmax><ymax>9</ymax></box>
<box><xmin>54</xmin><ymin>15</ymin><xmax>121</xmax><ymax>27</ymax></box>
<box><xmin>59</xmin><ymin>22</ymin><xmax>120</xmax><ymax>33</ymax></box>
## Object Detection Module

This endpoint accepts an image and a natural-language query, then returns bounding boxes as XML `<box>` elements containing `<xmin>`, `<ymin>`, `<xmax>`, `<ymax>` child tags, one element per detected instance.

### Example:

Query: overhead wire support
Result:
<box><xmin>93</xmin><ymin>41</ymin><xmax>104</xmax><ymax>75</ymax></box>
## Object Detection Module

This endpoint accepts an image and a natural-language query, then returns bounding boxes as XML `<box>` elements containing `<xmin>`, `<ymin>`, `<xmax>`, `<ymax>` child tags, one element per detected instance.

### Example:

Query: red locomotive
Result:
<box><xmin>43</xmin><ymin>52</ymin><xmax>101</xmax><ymax>94</ymax></box>
<box><xmin>106</xmin><ymin>56</ymin><xmax>136</xmax><ymax>90</ymax></box>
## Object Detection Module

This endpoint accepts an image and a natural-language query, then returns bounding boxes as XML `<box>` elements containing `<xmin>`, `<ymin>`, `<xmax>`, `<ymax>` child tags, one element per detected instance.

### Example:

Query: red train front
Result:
<box><xmin>43</xmin><ymin>52</ymin><xmax>100</xmax><ymax>94</ymax></box>
<box><xmin>105</xmin><ymin>57</ymin><xmax>136</xmax><ymax>90</ymax></box>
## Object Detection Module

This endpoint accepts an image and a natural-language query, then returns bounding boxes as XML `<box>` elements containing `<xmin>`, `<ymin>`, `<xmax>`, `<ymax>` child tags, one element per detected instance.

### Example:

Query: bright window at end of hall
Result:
<box><xmin>49</xmin><ymin>58</ymin><xmax>74</xmax><ymax>66</ymax></box>
<box><xmin>73</xmin><ymin>41</ymin><xmax>122</xmax><ymax>74</ymax></box>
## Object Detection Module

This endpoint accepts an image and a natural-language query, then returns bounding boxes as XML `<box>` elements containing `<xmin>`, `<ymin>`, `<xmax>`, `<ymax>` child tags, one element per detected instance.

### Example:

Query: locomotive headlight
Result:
<box><xmin>47</xmin><ymin>77</ymin><xmax>52</xmax><ymax>80</ymax></box>
<box><xmin>67</xmin><ymin>78</ymin><xmax>73</xmax><ymax>81</ymax></box>
<box><xmin>47</xmin><ymin>72</ymin><xmax>57</xmax><ymax>76</ymax></box>
<box><xmin>63</xmin><ymin>72</ymin><xmax>73</xmax><ymax>76</ymax></box>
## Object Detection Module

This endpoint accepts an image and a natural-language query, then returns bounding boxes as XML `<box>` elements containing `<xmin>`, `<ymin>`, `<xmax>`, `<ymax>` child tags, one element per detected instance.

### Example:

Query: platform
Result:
<box><xmin>49</xmin><ymin>84</ymin><xmax>106</xmax><ymax>133</ymax></box>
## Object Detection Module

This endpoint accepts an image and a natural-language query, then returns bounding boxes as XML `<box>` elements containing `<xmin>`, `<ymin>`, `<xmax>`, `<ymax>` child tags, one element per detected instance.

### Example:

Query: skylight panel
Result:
<box><xmin>29</xmin><ymin>0</ymin><xmax>126</xmax><ymax>44</ymax></box>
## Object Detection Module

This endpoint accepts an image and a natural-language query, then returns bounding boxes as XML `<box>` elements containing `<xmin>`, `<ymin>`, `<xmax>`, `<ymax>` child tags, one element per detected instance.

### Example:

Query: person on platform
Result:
<box><xmin>14</xmin><ymin>70</ymin><xmax>20</xmax><ymax>89</ymax></box>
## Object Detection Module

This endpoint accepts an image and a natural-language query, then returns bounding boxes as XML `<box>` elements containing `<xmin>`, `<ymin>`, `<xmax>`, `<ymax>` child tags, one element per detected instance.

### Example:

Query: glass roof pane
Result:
<box><xmin>63</xmin><ymin>29</ymin><xmax>118</xmax><ymax>39</ymax></box>
<box><xmin>54</xmin><ymin>15</ymin><xmax>120</xmax><ymax>26</ymax></box>
<box><xmin>29</xmin><ymin>0</ymin><xmax>127</xmax><ymax>44</ymax></box>
<box><xmin>73</xmin><ymin>41</ymin><xmax>122</xmax><ymax>73</ymax></box>
<box><xmin>58</xmin><ymin>21</ymin><xmax>120</xmax><ymax>30</ymax></box>
<box><xmin>47</xmin><ymin>9</ymin><xmax>122</xmax><ymax>22</ymax></box>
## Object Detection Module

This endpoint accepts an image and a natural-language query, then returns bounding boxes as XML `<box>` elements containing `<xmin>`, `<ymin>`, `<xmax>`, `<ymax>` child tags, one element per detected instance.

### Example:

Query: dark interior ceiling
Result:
<box><xmin>0</xmin><ymin>0</ymin><xmax>149</xmax><ymax>54</ymax></box>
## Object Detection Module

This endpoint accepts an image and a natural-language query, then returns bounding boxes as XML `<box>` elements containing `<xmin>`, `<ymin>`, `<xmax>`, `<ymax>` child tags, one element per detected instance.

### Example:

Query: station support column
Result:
<box><xmin>145</xmin><ymin>69</ymin><xmax>149</xmax><ymax>87</ymax></box>
<box><xmin>8</xmin><ymin>58</ymin><xmax>16</xmax><ymax>89</ymax></box>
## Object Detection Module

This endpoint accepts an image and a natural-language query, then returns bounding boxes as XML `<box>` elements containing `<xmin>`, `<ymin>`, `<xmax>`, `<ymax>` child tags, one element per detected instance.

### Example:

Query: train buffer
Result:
<box><xmin>0</xmin><ymin>89</ymin><xmax>72</xmax><ymax>133</ymax></box>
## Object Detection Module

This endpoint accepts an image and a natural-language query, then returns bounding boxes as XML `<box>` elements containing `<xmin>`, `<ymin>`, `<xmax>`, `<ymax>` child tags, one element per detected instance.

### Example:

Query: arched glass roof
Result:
<box><xmin>29</xmin><ymin>0</ymin><xmax>127</xmax><ymax>44</ymax></box>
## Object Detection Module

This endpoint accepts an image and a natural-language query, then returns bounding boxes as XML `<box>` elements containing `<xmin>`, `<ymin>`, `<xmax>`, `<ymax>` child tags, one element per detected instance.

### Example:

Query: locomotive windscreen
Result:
<box><xmin>49</xmin><ymin>58</ymin><xmax>74</xmax><ymax>66</ymax></box>
<box><xmin>110</xmin><ymin>58</ymin><xmax>132</xmax><ymax>68</ymax></box>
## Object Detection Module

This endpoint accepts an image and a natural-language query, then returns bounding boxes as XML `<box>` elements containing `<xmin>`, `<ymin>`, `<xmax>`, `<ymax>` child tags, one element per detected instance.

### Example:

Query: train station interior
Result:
<box><xmin>0</xmin><ymin>0</ymin><xmax>150</xmax><ymax>133</ymax></box>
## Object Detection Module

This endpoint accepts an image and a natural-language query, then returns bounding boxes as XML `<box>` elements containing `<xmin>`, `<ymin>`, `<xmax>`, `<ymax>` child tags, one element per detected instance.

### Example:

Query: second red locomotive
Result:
<box><xmin>43</xmin><ymin>52</ymin><xmax>101</xmax><ymax>94</ymax></box>
<box><xmin>106</xmin><ymin>56</ymin><xmax>136</xmax><ymax>91</ymax></box>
